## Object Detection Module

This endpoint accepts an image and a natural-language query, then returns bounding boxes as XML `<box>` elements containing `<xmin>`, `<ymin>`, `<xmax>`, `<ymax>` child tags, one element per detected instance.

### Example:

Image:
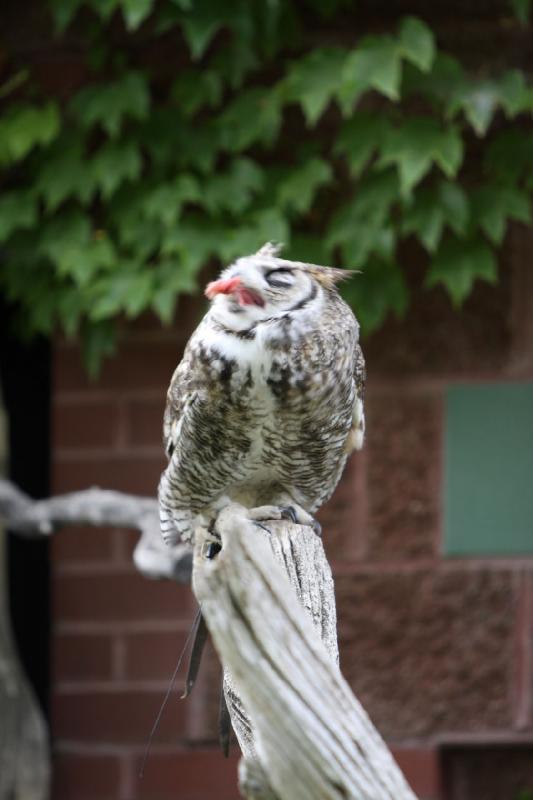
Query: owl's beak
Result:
<box><xmin>205</xmin><ymin>276</ymin><xmax>242</xmax><ymax>299</ymax></box>
<box><xmin>205</xmin><ymin>276</ymin><xmax>265</xmax><ymax>307</ymax></box>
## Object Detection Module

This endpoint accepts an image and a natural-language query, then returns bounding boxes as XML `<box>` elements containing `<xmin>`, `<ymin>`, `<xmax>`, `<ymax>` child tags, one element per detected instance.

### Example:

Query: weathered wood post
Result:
<box><xmin>192</xmin><ymin>504</ymin><xmax>418</xmax><ymax>800</ymax></box>
<box><xmin>0</xmin><ymin>480</ymin><xmax>419</xmax><ymax>800</ymax></box>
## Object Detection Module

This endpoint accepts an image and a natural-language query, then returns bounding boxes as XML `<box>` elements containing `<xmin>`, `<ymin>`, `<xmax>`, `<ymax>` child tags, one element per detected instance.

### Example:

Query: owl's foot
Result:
<box><xmin>247</xmin><ymin>505</ymin><xmax>285</xmax><ymax>522</ymax></box>
<box><xmin>280</xmin><ymin>505</ymin><xmax>322</xmax><ymax>536</ymax></box>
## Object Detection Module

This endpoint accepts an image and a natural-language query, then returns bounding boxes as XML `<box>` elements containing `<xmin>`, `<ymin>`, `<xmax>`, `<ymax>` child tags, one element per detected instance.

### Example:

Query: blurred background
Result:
<box><xmin>1</xmin><ymin>1</ymin><xmax>533</xmax><ymax>798</ymax></box>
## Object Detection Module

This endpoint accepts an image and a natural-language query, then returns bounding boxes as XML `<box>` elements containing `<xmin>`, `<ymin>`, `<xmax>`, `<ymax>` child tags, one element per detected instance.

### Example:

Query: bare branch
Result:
<box><xmin>0</xmin><ymin>479</ymin><xmax>192</xmax><ymax>583</ymax></box>
<box><xmin>192</xmin><ymin>505</ymin><xmax>418</xmax><ymax>800</ymax></box>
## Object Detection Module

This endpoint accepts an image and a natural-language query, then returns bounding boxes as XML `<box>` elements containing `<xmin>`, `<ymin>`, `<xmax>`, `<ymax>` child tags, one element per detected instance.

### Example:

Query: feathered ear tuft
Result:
<box><xmin>312</xmin><ymin>266</ymin><xmax>357</xmax><ymax>288</ymax></box>
<box><xmin>255</xmin><ymin>241</ymin><xmax>284</xmax><ymax>258</ymax></box>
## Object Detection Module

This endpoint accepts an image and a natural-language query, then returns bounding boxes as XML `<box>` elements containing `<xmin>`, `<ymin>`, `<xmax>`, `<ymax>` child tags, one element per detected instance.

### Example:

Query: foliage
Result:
<box><xmin>0</xmin><ymin>0</ymin><xmax>532</xmax><ymax>371</ymax></box>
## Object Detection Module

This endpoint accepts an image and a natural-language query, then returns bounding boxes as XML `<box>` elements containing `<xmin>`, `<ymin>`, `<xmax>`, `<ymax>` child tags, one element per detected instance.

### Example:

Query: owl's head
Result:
<box><xmin>205</xmin><ymin>242</ymin><xmax>352</xmax><ymax>328</ymax></box>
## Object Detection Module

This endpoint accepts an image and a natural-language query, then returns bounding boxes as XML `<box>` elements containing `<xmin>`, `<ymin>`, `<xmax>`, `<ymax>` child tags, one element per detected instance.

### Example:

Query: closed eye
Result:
<box><xmin>264</xmin><ymin>268</ymin><xmax>294</xmax><ymax>288</ymax></box>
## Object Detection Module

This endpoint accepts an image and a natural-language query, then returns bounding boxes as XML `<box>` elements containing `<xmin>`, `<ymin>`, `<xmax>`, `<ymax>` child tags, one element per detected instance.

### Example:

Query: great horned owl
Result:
<box><xmin>159</xmin><ymin>242</ymin><xmax>365</xmax><ymax>545</ymax></box>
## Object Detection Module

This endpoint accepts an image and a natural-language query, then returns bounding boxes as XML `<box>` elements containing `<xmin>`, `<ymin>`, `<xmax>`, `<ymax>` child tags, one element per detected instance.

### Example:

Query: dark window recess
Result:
<box><xmin>442</xmin><ymin>745</ymin><xmax>533</xmax><ymax>800</ymax></box>
<box><xmin>0</xmin><ymin>303</ymin><xmax>51</xmax><ymax>718</ymax></box>
<box><xmin>444</xmin><ymin>382</ymin><xmax>533</xmax><ymax>556</ymax></box>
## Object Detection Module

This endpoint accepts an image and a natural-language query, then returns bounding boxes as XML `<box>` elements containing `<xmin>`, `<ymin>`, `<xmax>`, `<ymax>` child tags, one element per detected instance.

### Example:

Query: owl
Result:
<box><xmin>159</xmin><ymin>242</ymin><xmax>365</xmax><ymax>546</ymax></box>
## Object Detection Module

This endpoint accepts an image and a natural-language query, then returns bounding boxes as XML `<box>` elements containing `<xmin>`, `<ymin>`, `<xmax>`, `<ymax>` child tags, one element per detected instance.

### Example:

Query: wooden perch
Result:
<box><xmin>0</xmin><ymin>479</ymin><xmax>192</xmax><ymax>582</ymax></box>
<box><xmin>192</xmin><ymin>504</ymin><xmax>418</xmax><ymax>800</ymax></box>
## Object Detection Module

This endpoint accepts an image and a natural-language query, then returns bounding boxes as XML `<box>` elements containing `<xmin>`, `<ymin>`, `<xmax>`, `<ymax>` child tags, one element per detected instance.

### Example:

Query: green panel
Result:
<box><xmin>444</xmin><ymin>382</ymin><xmax>533</xmax><ymax>556</ymax></box>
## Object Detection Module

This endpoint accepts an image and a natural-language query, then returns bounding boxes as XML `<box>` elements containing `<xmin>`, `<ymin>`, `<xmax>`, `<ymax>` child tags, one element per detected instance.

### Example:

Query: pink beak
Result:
<box><xmin>204</xmin><ymin>276</ymin><xmax>265</xmax><ymax>307</ymax></box>
<box><xmin>204</xmin><ymin>276</ymin><xmax>242</xmax><ymax>299</ymax></box>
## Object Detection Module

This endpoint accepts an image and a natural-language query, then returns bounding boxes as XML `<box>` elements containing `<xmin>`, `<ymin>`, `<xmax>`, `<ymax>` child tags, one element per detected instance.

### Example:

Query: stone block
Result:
<box><xmin>336</xmin><ymin>568</ymin><xmax>517</xmax><ymax>738</ymax></box>
<box><xmin>365</xmin><ymin>387</ymin><xmax>442</xmax><ymax>560</ymax></box>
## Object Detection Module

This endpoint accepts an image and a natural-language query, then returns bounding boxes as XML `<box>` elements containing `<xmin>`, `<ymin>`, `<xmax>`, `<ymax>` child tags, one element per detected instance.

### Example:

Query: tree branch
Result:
<box><xmin>192</xmin><ymin>504</ymin><xmax>418</xmax><ymax>800</ymax></box>
<box><xmin>0</xmin><ymin>479</ymin><xmax>192</xmax><ymax>583</ymax></box>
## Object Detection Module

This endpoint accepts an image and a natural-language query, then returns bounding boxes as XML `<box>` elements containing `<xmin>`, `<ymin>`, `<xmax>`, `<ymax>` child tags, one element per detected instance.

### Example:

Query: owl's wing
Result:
<box><xmin>163</xmin><ymin>342</ymin><xmax>197</xmax><ymax>460</ymax></box>
<box><xmin>345</xmin><ymin>342</ymin><xmax>366</xmax><ymax>455</ymax></box>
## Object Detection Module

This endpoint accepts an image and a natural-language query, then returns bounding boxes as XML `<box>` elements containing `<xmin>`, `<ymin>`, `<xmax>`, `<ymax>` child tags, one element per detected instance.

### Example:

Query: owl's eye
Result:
<box><xmin>265</xmin><ymin>268</ymin><xmax>294</xmax><ymax>288</ymax></box>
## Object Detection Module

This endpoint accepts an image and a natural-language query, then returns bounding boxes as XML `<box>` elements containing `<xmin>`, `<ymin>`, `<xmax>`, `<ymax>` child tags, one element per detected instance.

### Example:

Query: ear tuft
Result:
<box><xmin>255</xmin><ymin>241</ymin><xmax>284</xmax><ymax>258</ymax></box>
<box><xmin>296</xmin><ymin>265</ymin><xmax>358</xmax><ymax>289</ymax></box>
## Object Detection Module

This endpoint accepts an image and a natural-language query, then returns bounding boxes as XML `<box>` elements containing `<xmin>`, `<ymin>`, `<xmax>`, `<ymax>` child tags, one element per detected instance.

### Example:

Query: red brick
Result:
<box><xmin>53</xmin><ymin>572</ymin><xmax>193</xmax><ymax>623</ymax></box>
<box><xmin>184</xmin><ymin>639</ymin><xmax>223</xmax><ymax>743</ymax></box>
<box><xmin>52</xmin><ymin>688</ymin><xmax>187</xmax><ymax>744</ymax></box>
<box><xmin>54</xmin><ymin>633</ymin><xmax>113</xmax><ymax>681</ymax></box>
<box><xmin>53</xmin><ymin>454</ymin><xmax>165</xmax><ymax>495</ymax></box>
<box><xmin>52</xmin><ymin>752</ymin><xmax>121</xmax><ymax>800</ymax></box>
<box><xmin>318</xmin><ymin>453</ymin><xmax>366</xmax><ymax>562</ymax></box>
<box><xmin>114</xmin><ymin>528</ymin><xmax>141</xmax><ymax>564</ymax></box>
<box><xmin>53</xmin><ymin>526</ymin><xmax>114</xmax><ymax>564</ymax></box>
<box><xmin>364</xmin><ymin>387</ymin><xmax>442</xmax><ymax>560</ymax></box>
<box><xmin>392</xmin><ymin>747</ymin><xmax>441</xmax><ymax>800</ymax></box>
<box><xmin>527</xmin><ymin>572</ymin><xmax>533</xmax><ymax>729</ymax></box>
<box><xmin>54</xmin><ymin>339</ymin><xmax>184</xmax><ymax>394</ymax></box>
<box><xmin>126</xmin><ymin>396</ymin><xmax>166</xmax><ymax>447</ymax></box>
<box><xmin>134</xmin><ymin>749</ymin><xmax>240</xmax><ymax>799</ymax></box>
<box><xmin>363</xmin><ymin>248</ymin><xmax>512</xmax><ymax>377</ymax></box>
<box><xmin>127</xmin><ymin>296</ymin><xmax>205</xmax><ymax>336</ymax></box>
<box><xmin>53</xmin><ymin>400</ymin><xmax>120</xmax><ymax>450</ymax></box>
<box><xmin>336</xmin><ymin>568</ymin><xmax>517</xmax><ymax>738</ymax></box>
<box><xmin>442</xmin><ymin>745</ymin><xmax>533</xmax><ymax>800</ymax></box>
<box><xmin>124</xmin><ymin>631</ymin><xmax>190</xmax><ymax>680</ymax></box>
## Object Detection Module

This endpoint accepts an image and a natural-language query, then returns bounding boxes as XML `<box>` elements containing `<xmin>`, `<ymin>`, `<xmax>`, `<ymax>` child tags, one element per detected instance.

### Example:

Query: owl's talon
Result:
<box><xmin>253</xmin><ymin>521</ymin><xmax>272</xmax><ymax>534</ymax></box>
<box><xmin>312</xmin><ymin>519</ymin><xmax>322</xmax><ymax>537</ymax></box>
<box><xmin>280</xmin><ymin>506</ymin><xmax>298</xmax><ymax>523</ymax></box>
<box><xmin>277</xmin><ymin>503</ymin><xmax>316</xmax><ymax>529</ymax></box>
<box><xmin>202</xmin><ymin>541</ymin><xmax>222</xmax><ymax>559</ymax></box>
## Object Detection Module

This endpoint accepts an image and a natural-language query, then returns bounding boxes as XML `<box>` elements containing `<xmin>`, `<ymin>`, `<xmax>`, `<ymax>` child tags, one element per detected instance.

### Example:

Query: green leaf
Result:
<box><xmin>151</xmin><ymin>256</ymin><xmax>200</xmax><ymax>322</ymax></box>
<box><xmin>57</xmin><ymin>286</ymin><xmax>87</xmax><ymax>338</ymax></box>
<box><xmin>38</xmin><ymin>211</ymin><xmax>91</xmax><ymax>271</ymax></box>
<box><xmin>401</xmin><ymin>181</ymin><xmax>469</xmax><ymax>252</ymax></box>
<box><xmin>448</xmin><ymin>71</ymin><xmax>531</xmax><ymax>136</ymax></box>
<box><xmin>217</xmin><ymin>89</ymin><xmax>282</xmax><ymax>151</ymax></box>
<box><xmin>339</xmin><ymin>35</ymin><xmax>401</xmax><ymax>113</ymax></box>
<box><xmin>426</xmin><ymin>236</ymin><xmax>498</xmax><ymax>305</ymax></box>
<box><xmin>39</xmin><ymin>213</ymin><xmax>117</xmax><ymax>287</ymax></box>
<box><xmin>90</xmin><ymin>264</ymin><xmax>154</xmax><ymax>320</ymax></box>
<box><xmin>402</xmin><ymin>53</ymin><xmax>465</xmax><ymax>108</ymax></box>
<box><xmin>283</xmin><ymin>47</ymin><xmax>347</xmax><ymax>126</ymax></box>
<box><xmin>470</xmin><ymin>185</ymin><xmax>531</xmax><ymax>244</ymax></box>
<box><xmin>284</xmin><ymin>233</ymin><xmax>332</xmax><ymax>266</ymax></box>
<box><xmin>0</xmin><ymin>103</ymin><xmax>60</xmax><ymax>163</ymax></box>
<box><xmin>203</xmin><ymin>157</ymin><xmax>264</xmax><ymax>215</ymax></box>
<box><xmin>121</xmin><ymin>0</ymin><xmax>154</xmax><ymax>29</ymax></box>
<box><xmin>36</xmin><ymin>140</ymin><xmax>97</xmax><ymax>211</ymax></box>
<box><xmin>160</xmin><ymin>215</ymin><xmax>224</xmax><ymax>270</ymax></box>
<box><xmin>509</xmin><ymin>0</ymin><xmax>531</xmax><ymax>24</ymax></box>
<box><xmin>342</xmin><ymin>258</ymin><xmax>409</xmax><ymax>332</ymax></box>
<box><xmin>398</xmin><ymin>17</ymin><xmax>435</xmax><ymax>72</ymax></box>
<box><xmin>0</xmin><ymin>191</ymin><xmax>37</xmax><ymax>242</ymax></box>
<box><xmin>333</xmin><ymin>114</ymin><xmax>390</xmax><ymax>177</ymax></box>
<box><xmin>327</xmin><ymin>168</ymin><xmax>399</xmax><ymax>266</ymax></box>
<box><xmin>180</xmin><ymin>0</ymin><xmax>253</xmax><ymax>60</ymax></box>
<box><xmin>91</xmin><ymin>140</ymin><xmax>142</xmax><ymax>198</ymax></box>
<box><xmin>143</xmin><ymin>174</ymin><xmax>200</xmax><ymax>226</ymax></box>
<box><xmin>82</xmin><ymin>320</ymin><xmax>118</xmax><ymax>379</ymax></box>
<box><xmin>50</xmin><ymin>0</ymin><xmax>85</xmax><ymax>31</ymax></box>
<box><xmin>276</xmin><ymin>158</ymin><xmax>333</xmax><ymax>214</ymax></box>
<box><xmin>484</xmin><ymin>130</ymin><xmax>533</xmax><ymax>185</ymax></box>
<box><xmin>219</xmin><ymin>208</ymin><xmax>290</xmax><ymax>262</ymax></box>
<box><xmin>171</xmin><ymin>69</ymin><xmax>222</xmax><ymax>117</ymax></box>
<box><xmin>378</xmin><ymin>118</ymin><xmax>464</xmax><ymax>194</ymax></box>
<box><xmin>70</xmin><ymin>72</ymin><xmax>150</xmax><ymax>136</ymax></box>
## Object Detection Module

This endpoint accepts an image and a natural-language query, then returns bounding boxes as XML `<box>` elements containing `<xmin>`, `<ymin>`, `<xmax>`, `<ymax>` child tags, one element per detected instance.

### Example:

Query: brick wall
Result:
<box><xmin>51</xmin><ymin>304</ymin><xmax>242</xmax><ymax>799</ymax></box>
<box><xmin>50</xmin><ymin>227</ymin><xmax>533</xmax><ymax>800</ymax></box>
